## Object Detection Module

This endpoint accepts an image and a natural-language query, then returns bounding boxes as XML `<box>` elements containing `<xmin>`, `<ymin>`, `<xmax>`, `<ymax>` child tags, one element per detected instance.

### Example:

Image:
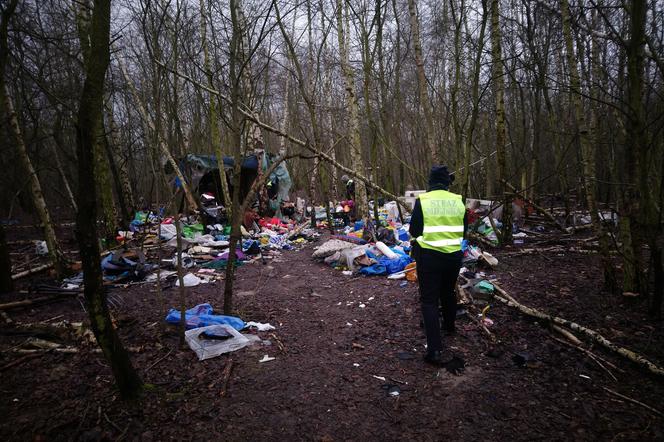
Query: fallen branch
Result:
<box><xmin>457</xmin><ymin>283</ymin><xmax>496</xmax><ymax>342</ymax></box>
<box><xmin>11</xmin><ymin>263</ymin><xmax>53</xmax><ymax>280</ymax></box>
<box><xmin>270</xmin><ymin>332</ymin><xmax>286</xmax><ymax>352</ymax></box>
<box><xmin>491</xmin><ymin>282</ymin><xmax>664</xmax><ymax>377</ymax></box>
<box><xmin>0</xmin><ymin>292</ymin><xmax>79</xmax><ymax>311</ymax></box>
<box><xmin>0</xmin><ymin>352</ymin><xmax>43</xmax><ymax>371</ymax></box>
<box><xmin>503</xmin><ymin>180</ymin><xmax>566</xmax><ymax>231</ymax></box>
<box><xmin>602</xmin><ymin>386</ymin><xmax>663</xmax><ymax>417</ymax></box>
<box><xmin>550</xmin><ymin>335</ymin><xmax>619</xmax><ymax>382</ymax></box>
<box><xmin>144</xmin><ymin>349</ymin><xmax>173</xmax><ymax>373</ymax></box>
<box><xmin>551</xmin><ymin>324</ymin><xmax>582</xmax><ymax>346</ymax></box>
<box><xmin>219</xmin><ymin>358</ymin><xmax>234</xmax><ymax>397</ymax></box>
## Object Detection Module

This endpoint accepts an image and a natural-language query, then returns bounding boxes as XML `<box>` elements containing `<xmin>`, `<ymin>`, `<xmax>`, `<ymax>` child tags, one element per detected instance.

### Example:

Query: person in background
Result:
<box><xmin>409</xmin><ymin>165</ymin><xmax>467</xmax><ymax>367</ymax></box>
<box><xmin>341</xmin><ymin>175</ymin><xmax>355</xmax><ymax>200</ymax></box>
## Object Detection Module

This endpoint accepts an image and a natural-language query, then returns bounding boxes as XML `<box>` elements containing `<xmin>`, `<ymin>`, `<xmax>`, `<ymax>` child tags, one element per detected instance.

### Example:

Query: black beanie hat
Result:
<box><xmin>428</xmin><ymin>165</ymin><xmax>454</xmax><ymax>189</ymax></box>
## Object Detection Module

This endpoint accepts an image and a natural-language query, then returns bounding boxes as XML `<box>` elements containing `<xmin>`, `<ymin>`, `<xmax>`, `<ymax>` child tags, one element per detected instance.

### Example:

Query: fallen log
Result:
<box><xmin>0</xmin><ymin>291</ymin><xmax>79</xmax><ymax>311</ymax></box>
<box><xmin>11</xmin><ymin>263</ymin><xmax>53</xmax><ymax>280</ymax></box>
<box><xmin>491</xmin><ymin>282</ymin><xmax>664</xmax><ymax>377</ymax></box>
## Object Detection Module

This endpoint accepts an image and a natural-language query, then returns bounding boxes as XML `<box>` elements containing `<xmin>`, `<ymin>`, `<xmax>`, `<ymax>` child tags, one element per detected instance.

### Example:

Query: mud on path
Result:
<box><xmin>1</xmin><ymin>234</ymin><xmax>663</xmax><ymax>441</ymax></box>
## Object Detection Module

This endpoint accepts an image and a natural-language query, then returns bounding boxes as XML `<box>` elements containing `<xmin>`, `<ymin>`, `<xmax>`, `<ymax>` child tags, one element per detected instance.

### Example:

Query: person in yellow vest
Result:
<box><xmin>409</xmin><ymin>165</ymin><xmax>467</xmax><ymax>367</ymax></box>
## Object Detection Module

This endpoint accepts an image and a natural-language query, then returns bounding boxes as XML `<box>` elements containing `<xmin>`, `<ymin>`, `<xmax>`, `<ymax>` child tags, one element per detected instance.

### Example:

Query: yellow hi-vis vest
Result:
<box><xmin>416</xmin><ymin>189</ymin><xmax>465</xmax><ymax>253</ymax></box>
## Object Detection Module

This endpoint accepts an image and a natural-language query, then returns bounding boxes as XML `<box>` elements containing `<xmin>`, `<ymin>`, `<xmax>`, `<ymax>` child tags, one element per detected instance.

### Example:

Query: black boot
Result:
<box><xmin>423</xmin><ymin>350</ymin><xmax>452</xmax><ymax>366</ymax></box>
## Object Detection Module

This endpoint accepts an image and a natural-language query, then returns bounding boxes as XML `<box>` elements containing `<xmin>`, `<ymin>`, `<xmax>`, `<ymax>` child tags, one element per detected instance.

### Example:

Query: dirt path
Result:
<box><xmin>1</xmin><ymin>238</ymin><xmax>663</xmax><ymax>440</ymax></box>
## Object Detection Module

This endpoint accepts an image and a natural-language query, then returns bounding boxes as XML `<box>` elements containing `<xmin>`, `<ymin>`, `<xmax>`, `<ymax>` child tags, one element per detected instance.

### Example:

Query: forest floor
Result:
<box><xmin>1</xmin><ymin>221</ymin><xmax>664</xmax><ymax>441</ymax></box>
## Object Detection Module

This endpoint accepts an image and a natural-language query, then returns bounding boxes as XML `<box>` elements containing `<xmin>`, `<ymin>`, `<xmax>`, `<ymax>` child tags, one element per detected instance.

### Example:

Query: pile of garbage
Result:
<box><xmin>311</xmin><ymin>203</ymin><xmax>415</xmax><ymax>279</ymax></box>
<box><xmin>311</xmin><ymin>199</ymin><xmax>501</xmax><ymax>281</ymax></box>
<box><xmin>64</xmin><ymin>208</ymin><xmax>320</xmax><ymax>289</ymax></box>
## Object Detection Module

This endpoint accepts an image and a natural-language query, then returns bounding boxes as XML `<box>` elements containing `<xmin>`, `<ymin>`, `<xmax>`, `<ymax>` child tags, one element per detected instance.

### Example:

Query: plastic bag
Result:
<box><xmin>185</xmin><ymin>324</ymin><xmax>254</xmax><ymax>360</ymax></box>
<box><xmin>165</xmin><ymin>303</ymin><xmax>245</xmax><ymax>330</ymax></box>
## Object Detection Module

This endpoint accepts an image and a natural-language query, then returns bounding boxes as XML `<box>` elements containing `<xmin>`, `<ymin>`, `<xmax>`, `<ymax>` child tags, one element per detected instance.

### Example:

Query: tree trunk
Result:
<box><xmin>116</xmin><ymin>54</ymin><xmax>200</xmax><ymax>213</ymax></box>
<box><xmin>2</xmin><ymin>84</ymin><xmax>66</xmax><ymax>277</ymax></box>
<box><xmin>490</xmin><ymin>0</ymin><xmax>511</xmax><ymax>244</ymax></box>
<box><xmin>0</xmin><ymin>224</ymin><xmax>12</xmax><ymax>293</ymax></box>
<box><xmin>75</xmin><ymin>0</ymin><xmax>142</xmax><ymax>400</ymax></box>
<box><xmin>200</xmin><ymin>0</ymin><xmax>231</xmax><ymax>210</ymax></box>
<box><xmin>336</xmin><ymin>0</ymin><xmax>367</xmax><ymax>218</ymax></box>
<box><xmin>105</xmin><ymin>103</ymin><xmax>136</xmax><ymax>223</ymax></box>
<box><xmin>407</xmin><ymin>0</ymin><xmax>438</xmax><ymax>164</ymax></box>
<box><xmin>462</xmin><ymin>0</ymin><xmax>488</xmax><ymax>197</ymax></box>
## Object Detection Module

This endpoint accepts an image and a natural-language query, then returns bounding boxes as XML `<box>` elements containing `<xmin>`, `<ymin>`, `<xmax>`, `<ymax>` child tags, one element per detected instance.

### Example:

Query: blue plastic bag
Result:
<box><xmin>165</xmin><ymin>303</ymin><xmax>245</xmax><ymax>330</ymax></box>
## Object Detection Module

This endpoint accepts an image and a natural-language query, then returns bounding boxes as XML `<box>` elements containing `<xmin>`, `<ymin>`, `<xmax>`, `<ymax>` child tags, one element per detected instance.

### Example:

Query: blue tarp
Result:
<box><xmin>165</xmin><ymin>303</ymin><xmax>245</xmax><ymax>330</ymax></box>
<box><xmin>359</xmin><ymin>248</ymin><xmax>413</xmax><ymax>276</ymax></box>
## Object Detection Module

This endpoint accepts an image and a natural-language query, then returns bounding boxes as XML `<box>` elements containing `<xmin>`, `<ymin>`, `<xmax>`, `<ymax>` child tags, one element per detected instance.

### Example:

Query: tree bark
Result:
<box><xmin>490</xmin><ymin>0</ymin><xmax>512</xmax><ymax>244</ymax></box>
<box><xmin>75</xmin><ymin>0</ymin><xmax>142</xmax><ymax>400</ymax></box>
<box><xmin>407</xmin><ymin>0</ymin><xmax>438</xmax><ymax>164</ymax></box>
<box><xmin>0</xmin><ymin>224</ymin><xmax>12</xmax><ymax>293</ymax></box>
<box><xmin>336</xmin><ymin>0</ymin><xmax>368</xmax><ymax>219</ymax></box>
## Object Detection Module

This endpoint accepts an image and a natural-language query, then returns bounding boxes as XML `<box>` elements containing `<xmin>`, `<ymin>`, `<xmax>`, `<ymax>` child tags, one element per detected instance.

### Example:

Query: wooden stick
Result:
<box><xmin>0</xmin><ymin>292</ymin><xmax>79</xmax><ymax>311</ymax></box>
<box><xmin>550</xmin><ymin>335</ymin><xmax>619</xmax><ymax>382</ymax></box>
<box><xmin>551</xmin><ymin>324</ymin><xmax>582</xmax><ymax>346</ymax></box>
<box><xmin>220</xmin><ymin>358</ymin><xmax>234</xmax><ymax>397</ymax></box>
<box><xmin>11</xmin><ymin>263</ymin><xmax>53</xmax><ymax>280</ymax></box>
<box><xmin>270</xmin><ymin>333</ymin><xmax>286</xmax><ymax>352</ymax></box>
<box><xmin>491</xmin><ymin>282</ymin><xmax>664</xmax><ymax>377</ymax></box>
<box><xmin>144</xmin><ymin>349</ymin><xmax>173</xmax><ymax>372</ymax></box>
<box><xmin>0</xmin><ymin>352</ymin><xmax>42</xmax><ymax>371</ymax></box>
<box><xmin>602</xmin><ymin>386</ymin><xmax>663</xmax><ymax>417</ymax></box>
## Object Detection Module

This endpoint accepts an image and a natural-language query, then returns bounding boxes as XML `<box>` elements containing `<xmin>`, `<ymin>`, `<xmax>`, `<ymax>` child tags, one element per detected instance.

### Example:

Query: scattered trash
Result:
<box><xmin>175</xmin><ymin>273</ymin><xmax>203</xmax><ymax>287</ymax></box>
<box><xmin>372</xmin><ymin>375</ymin><xmax>387</xmax><ymax>381</ymax></box>
<box><xmin>259</xmin><ymin>354</ymin><xmax>276</xmax><ymax>363</ymax></box>
<box><xmin>165</xmin><ymin>303</ymin><xmax>245</xmax><ymax>330</ymax></box>
<box><xmin>382</xmin><ymin>384</ymin><xmax>401</xmax><ymax>397</ymax></box>
<box><xmin>245</xmin><ymin>321</ymin><xmax>276</xmax><ymax>331</ymax></box>
<box><xmin>185</xmin><ymin>324</ymin><xmax>254</xmax><ymax>360</ymax></box>
<box><xmin>35</xmin><ymin>240</ymin><xmax>49</xmax><ymax>256</ymax></box>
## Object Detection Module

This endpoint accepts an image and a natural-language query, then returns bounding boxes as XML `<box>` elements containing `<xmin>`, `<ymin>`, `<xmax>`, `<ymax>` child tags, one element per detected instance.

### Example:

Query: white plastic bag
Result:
<box><xmin>185</xmin><ymin>324</ymin><xmax>254</xmax><ymax>360</ymax></box>
<box><xmin>176</xmin><ymin>273</ymin><xmax>202</xmax><ymax>287</ymax></box>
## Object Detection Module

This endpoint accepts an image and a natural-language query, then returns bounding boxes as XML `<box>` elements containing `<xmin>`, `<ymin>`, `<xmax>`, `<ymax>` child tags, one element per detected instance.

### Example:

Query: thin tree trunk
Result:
<box><xmin>74</xmin><ymin>0</ymin><xmax>142</xmax><ymax>400</ymax></box>
<box><xmin>105</xmin><ymin>102</ymin><xmax>136</xmax><ymax>221</ymax></box>
<box><xmin>407</xmin><ymin>0</ymin><xmax>438</xmax><ymax>164</ymax></box>
<box><xmin>490</xmin><ymin>0</ymin><xmax>511</xmax><ymax>244</ymax></box>
<box><xmin>200</xmin><ymin>0</ymin><xmax>231</xmax><ymax>210</ymax></box>
<box><xmin>2</xmin><ymin>86</ymin><xmax>65</xmax><ymax>277</ymax></box>
<box><xmin>462</xmin><ymin>0</ymin><xmax>488</xmax><ymax>196</ymax></box>
<box><xmin>116</xmin><ymin>54</ymin><xmax>200</xmax><ymax>212</ymax></box>
<box><xmin>336</xmin><ymin>0</ymin><xmax>367</xmax><ymax>218</ymax></box>
<box><xmin>0</xmin><ymin>224</ymin><xmax>12</xmax><ymax>293</ymax></box>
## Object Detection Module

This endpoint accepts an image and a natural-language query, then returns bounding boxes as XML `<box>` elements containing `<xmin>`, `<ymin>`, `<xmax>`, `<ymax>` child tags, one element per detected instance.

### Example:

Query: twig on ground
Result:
<box><xmin>0</xmin><ymin>352</ymin><xmax>42</xmax><ymax>371</ymax></box>
<box><xmin>145</xmin><ymin>349</ymin><xmax>173</xmax><ymax>372</ymax></box>
<box><xmin>270</xmin><ymin>333</ymin><xmax>286</xmax><ymax>352</ymax></box>
<box><xmin>104</xmin><ymin>412</ymin><xmax>122</xmax><ymax>433</ymax></box>
<box><xmin>11</xmin><ymin>263</ymin><xmax>53</xmax><ymax>280</ymax></box>
<box><xmin>220</xmin><ymin>358</ymin><xmax>234</xmax><ymax>397</ymax></box>
<box><xmin>602</xmin><ymin>387</ymin><xmax>663</xmax><ymax>417</ymax></box>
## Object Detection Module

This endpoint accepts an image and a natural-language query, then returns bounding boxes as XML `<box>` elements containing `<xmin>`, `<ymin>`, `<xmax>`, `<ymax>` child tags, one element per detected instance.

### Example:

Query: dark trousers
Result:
<box><xmin>417</xmin><ymin>254</ymin><xmax>462</xmax><ymax>353</ymax></box>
